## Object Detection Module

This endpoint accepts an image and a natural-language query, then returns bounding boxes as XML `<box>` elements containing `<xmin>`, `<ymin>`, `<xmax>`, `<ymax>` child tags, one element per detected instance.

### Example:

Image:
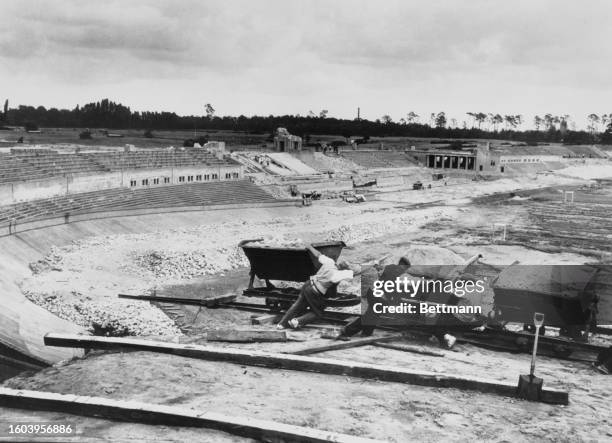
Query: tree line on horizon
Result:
<box><xmin>1</xmin><ymin>98</ymin><xmax>612</xmax><ymax>144</ymax></box>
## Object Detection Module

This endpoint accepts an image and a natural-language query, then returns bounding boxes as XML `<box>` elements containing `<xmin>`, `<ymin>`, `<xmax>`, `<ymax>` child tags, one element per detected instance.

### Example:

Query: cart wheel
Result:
<box><xmin>279</xmin><ymin>300</ymin><xmax>293</xmax><ymax>311</ymax></box>
<box><xmin>265</xmin><ymin>299</ymin><xmax>281</xmax><ymax>312</ymax></box>
<box><xmin>486</xmin><ymin>310</ymin><xmax>506</xmax><ymax>329</ymax></box>
<box><xmin>559</xmin><ymin>326</ymin><xmax>582</xmax><ymax>339</ymax></box>
<box><xmin>523</xmin><ymin>324</ymin><xmax>546</xmax><ymax>335</ymax></box>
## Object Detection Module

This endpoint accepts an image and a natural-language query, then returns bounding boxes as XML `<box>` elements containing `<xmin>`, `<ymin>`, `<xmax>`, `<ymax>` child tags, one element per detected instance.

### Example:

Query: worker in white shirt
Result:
<box><xmin>277</xmin><ymin>244</ymin><xmax>356</xmax><ymax>329</ymax></box>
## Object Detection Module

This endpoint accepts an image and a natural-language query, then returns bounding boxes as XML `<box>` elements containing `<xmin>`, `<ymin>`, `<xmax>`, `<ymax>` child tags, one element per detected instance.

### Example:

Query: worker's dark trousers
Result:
<box><xmin>279</xmin><ymin>283</ymin><xmax>321</xmax><ymax>327</ymax></box>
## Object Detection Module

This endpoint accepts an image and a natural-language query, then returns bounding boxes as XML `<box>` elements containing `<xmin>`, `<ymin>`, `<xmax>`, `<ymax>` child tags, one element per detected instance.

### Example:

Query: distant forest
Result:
<box><xmin>1</xmin><ymin>98</ymin><xmax>612</xmax><ymax>144</ymax></box>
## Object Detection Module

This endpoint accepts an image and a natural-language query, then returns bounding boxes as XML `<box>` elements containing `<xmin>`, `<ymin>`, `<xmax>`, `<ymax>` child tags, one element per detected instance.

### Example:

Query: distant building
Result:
<box><xmin>409</xmin><ymin>143</ymin><xmax>568</xmax><ymax>174</ymax></box>
<box><xmin>496</xmin><ymin>146</ymin><xmax>563</xmax><ymax>165</ymax></box>
<box><xmin>408</xmin><ymin>146</ymin><xmax>486</xmax><ymax>172</ymax></box>
<box><xmin>273</xmin><ymin>128</ymin><xmax>302</xmax><ymax>152</ymax></box>
<box><xmin>204</xmin><ymin>141</ymin><xmax>227</xmax><ymax>159</ymax></box>
<box><xmin>203</xmin><ymin>141</ymin><xmax>225</xmax><ymax>151</ymax></box>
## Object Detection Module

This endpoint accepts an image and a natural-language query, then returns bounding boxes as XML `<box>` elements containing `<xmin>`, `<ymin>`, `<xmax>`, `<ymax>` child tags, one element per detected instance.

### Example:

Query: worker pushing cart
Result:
<box><xmin>277</xmin><ymin>244</ymin><xmax>358</xmax><ymax>329</ymax></box>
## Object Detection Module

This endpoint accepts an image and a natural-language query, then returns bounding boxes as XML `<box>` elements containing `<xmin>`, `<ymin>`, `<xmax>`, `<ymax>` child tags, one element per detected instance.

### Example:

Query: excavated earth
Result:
<box><xmin>2</xmin><ymin>161</ymin><xmax>612</xmax><ymax>442</ymax></box>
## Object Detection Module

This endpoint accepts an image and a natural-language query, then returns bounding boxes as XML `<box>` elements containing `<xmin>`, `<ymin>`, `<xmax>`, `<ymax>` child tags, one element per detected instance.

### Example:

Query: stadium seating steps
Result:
<box><xmin>340</xmin><ymin>150</ymin><xmax>416</xmax><ymax>169</ymax></box>
<box><xmin>0</xmin><ymin>180</ymin><xmax>278</xmax><ymax>227</ymax></box>
<box><xmin>0</xmin><ymin>149</ymin><xmax>240</xmax><ymax>184</ymax></box>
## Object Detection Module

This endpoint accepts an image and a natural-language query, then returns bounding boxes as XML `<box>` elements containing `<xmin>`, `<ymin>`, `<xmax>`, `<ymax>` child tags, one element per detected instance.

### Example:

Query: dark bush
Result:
<box><xmin>183</xmin><ymin>135</ymin><xmax>208</xmax><ymax>147</ymax></box>
<box><xmin>79</xmin><ymin>130</ymin><xmax>92</xmax><ymax>139</ymax></box>
<box><xmin>24</xmin><ymin>121</ymin><xmax>39</xmax><ymax>131</ymax></box>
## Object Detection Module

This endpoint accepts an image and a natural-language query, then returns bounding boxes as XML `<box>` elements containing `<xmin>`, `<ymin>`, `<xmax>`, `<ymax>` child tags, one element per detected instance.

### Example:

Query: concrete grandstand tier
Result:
<box><xmin>0</xmin><ymin>154</ymin><xmax>56</xmax><ymax>184</ymax></box>
<box><xmin>340</xmin><ymin>150</ymin><xmax>417</xmax><ymax>169</ymax></box>
<box><xmin>0</xmin><ymin>149</ymin><xmax>240</xmax><ymax>184</ymax></box>
<box><xmin>0</xmin><ymin>180</ymin><xmax>280</xmax><ymax>229</ymax></box>
<box><xmin>83</xmin><ymin>149</ymin><xmax>240</xmax><ymax>170</ymax></box>
<box><xmin>17</xmin><ymin>152</ymin><xmax>110</xmax><ymax>176</ymax></box>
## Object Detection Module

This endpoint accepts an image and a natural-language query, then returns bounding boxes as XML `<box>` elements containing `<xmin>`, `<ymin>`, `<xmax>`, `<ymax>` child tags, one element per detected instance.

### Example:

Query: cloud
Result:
<box><xmin>0</xmin><ymin>0</ymin><xmax>611</xmax><ymax>124</ymax></box>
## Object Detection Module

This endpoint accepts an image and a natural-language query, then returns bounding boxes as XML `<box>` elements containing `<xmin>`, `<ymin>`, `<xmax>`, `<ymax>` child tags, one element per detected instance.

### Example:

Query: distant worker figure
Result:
<box><xmin>277</xmin><ymin>244</ymin><xmax>357</xmax><ymax>329</ymax></box>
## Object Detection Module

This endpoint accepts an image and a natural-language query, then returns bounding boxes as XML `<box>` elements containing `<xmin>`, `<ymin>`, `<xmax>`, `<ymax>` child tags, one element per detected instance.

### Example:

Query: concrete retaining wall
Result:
<box><xmin>68</xmin><ymin>171</ymin><xmax>123</xmax><ymax>194</ymax></box>
<box><xmin>12</xmin><ymin>177</ymin><xmax>66</xmax><ymax>202</ymax></box>
<box><xmin>0</xmin><ymin>184</ymin><xmax>13</xmax><ymax>202</ymax></box>
<box><xmin>0</xmin><ymin>200</ymin><xmax>298</xmax><ymax>238</ymax></box>
<box><xmin>0</xmin><ymin>164</ymin><xmax>244</xmax><ymax>204</ymax></box>
<box><xmin>293</xmin><ymin>179</ymin><xmax>353</xmax><ymax>193</ymax></box>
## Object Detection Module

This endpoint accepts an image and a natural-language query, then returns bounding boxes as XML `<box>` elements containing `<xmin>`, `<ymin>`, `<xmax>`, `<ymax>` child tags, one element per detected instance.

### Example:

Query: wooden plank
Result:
<box><xmin>206</xmin><ymin>329</ymin><xmax>287</xmax><ymax>343</ymax></box>
<box><xmin>250</xmin><ymin>313</ymin><xmax>280</xmax><ymax>325</ymax></box>
<box><xmin>372</xmin><ymin>342</ymin><xmax>445</xmax><ymax>357</ymax></box>
<box><xmin>0</xmin><ymin>387</ymin><xmax>376</xmax><ymax>443</ymax></box>
<box><xmin>291</xmin><ymin>334</ymin><xmax>403</xmax><ymax>356</ymax></box>
<box><xmin>0</xmin><ymin>354</ymin><xmax>47</xmax><ymax>371</ymax></box>
<box><xmin>44</xmin><ymin>333</ymin><xmax>569</xmax><ymax>405</ymax></box>
<box><xmin>118</xmin><ymin>293</ymin><xmax>237</xmax><ymax>308</ymax></box>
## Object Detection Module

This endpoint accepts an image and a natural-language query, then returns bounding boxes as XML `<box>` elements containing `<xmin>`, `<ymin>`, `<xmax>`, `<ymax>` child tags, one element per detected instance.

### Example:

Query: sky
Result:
<box><xmin>1</xmin><ymin>0</ymin><xmax>611</xmax><ymax>129</ymax></box>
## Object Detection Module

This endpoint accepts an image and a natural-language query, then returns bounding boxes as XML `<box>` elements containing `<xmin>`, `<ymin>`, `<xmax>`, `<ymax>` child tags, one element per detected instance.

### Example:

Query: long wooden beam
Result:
<box><xmin>118</xmin><ymin>293</ymin><xmax>236</xmax><ymax>307</ymax></box>
<box><xmin>291</xmin><ymin>334</ymin><xmax>403</xmax><ymax>355</ymax></box>
<box><xmin>44</xmin><ymin>333</ymin><xmax>569</xmax><ymax>405</ymax></box>
<box><xmin>206</xmin><ymin>329</ymin><xmax>287</xmax><ymax>343</ymax></box>
<box><xmin>0</xmin><ymin>387</ymin><xmax>376</xmax><ymax>443</ymax></box>
<box><xmin>372</xmin><ymin>342</ymin><xmax>445</xmax><ymax>357</ymax></box>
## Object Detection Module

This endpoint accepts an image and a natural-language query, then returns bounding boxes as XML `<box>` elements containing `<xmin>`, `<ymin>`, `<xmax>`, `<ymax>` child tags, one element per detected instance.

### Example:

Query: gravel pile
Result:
<box><xmin>29</xmin><ymin>247</ymin><xmax>65</xmax><ymax>274</ymax></box>
<box><xmin>250</xmin><ymin>236</ymin><xmax>306</xmax><ymax>249</ymax></box>
<box><xmin>130</xmin><ymin>247</ymin><xmax>249</xmax><ymax>280</ymax></box>
<box><xmin>311</xmin><ymin>152</ymin><xmax>363</xmax><ymax>172</ymax></box>
<box><xmin>23</xmin><ymin>289</ymin><xmax>180</xmax><ymax>337</ymax></box>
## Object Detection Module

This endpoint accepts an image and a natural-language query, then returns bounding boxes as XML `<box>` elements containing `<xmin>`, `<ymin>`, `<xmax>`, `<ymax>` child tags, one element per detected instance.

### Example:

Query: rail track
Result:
<box><xmin>118</xmin><ymin>294</ymin><xmax>609</xmax><ymax>364</ymax></box>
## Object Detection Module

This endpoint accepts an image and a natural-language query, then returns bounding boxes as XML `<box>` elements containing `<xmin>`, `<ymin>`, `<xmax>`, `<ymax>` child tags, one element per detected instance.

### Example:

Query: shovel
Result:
<box><xmin>517</xmin><ymin>312</ymin><xmax>545</xmax><ymax>401</ymax></box>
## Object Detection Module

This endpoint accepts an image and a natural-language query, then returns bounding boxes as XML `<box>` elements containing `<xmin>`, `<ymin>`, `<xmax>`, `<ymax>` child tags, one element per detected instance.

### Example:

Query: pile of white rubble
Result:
<box><xmin>23</xmin><ymin>289</ymin><xmax>180</xmax><ymax>337</ymax></box>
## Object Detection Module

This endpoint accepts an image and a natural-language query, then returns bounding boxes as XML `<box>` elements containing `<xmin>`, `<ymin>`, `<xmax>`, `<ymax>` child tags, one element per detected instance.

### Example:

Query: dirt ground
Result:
<box><xmin>3</xmin><ymin>336</ymin><xmax>612</xmax><ymax>442</ymax></box>
<box><xmin>2</xmin><ymin>161</ymin><xmax>612</xmax><ymax>442</ymax></box>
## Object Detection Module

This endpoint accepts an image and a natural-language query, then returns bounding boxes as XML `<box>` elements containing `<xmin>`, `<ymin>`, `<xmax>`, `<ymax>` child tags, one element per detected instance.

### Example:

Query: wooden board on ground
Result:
<box><xmin>250</xmin><ymin>314</ymin><xmax>280</xmax><ymax>325</ymax></box>
<box><xmin>0</xmin><ymin>387</ymin><xmax>376</xmax><ymax>443</ymax></box>
<box><xmin>43</xmin><ymin>333</ymin><xmax>569</xmax><ymax>405</ymax></box>
<box><xmin>118</xmin><ymin>293</ymin><xmax>237</xmax><ymax>308</ymax></box>
<box><xmin>291</xmin><ymin>334</ymin><xmax>403</xmax><ymax>355</ymax></box>
<box><xmin>206</xmin><ymin>329</ymin><xmax>287</xmax><ymax>343</ymax></box>
<box><xmin>372</xmin><ymin>342</ymin><xmax>445</xmax><ymax>357</ymax></box>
